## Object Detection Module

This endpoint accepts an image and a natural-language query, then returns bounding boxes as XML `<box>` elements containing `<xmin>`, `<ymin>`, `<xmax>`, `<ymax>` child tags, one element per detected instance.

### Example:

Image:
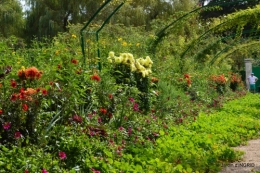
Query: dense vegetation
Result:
<box><xmin>1</xmin><ymin>0</ymin><xmax>260</xmax><ymax>172</ymax></box>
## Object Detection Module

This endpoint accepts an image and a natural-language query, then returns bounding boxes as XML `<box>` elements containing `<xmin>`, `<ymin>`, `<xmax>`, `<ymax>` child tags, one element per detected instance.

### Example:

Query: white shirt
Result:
<box><xmin>248</xmin><ymin>75</ymin><xmax>258</xmax><ymax>84</ymax></box>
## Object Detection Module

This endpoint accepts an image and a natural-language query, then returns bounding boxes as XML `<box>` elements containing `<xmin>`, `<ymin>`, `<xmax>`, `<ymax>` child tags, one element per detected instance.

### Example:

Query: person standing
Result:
<box><xmin>248</xmin><ymin>72</ymin><xmax>258</xmax><ymax>93</ymax></box>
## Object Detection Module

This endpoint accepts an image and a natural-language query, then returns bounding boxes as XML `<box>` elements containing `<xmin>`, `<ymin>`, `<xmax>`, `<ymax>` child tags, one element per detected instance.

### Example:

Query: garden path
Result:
<box><xmin>219</xmin><ymin>138</ymin><xmax>260</xmax><ymax>173</ymax></box>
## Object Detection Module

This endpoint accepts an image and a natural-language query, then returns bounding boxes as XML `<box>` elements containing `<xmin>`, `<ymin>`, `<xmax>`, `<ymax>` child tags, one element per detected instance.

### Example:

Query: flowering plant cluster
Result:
<box><xmin>0</xmin><ymin>66</ymin><xmax>49</xmax><ymax>144</ymax></box>
<box><xmin>230</xmin><ymin>73</ymin><xmax>241</xmax><ymax>83</ymax></box>
<box><xmin>107</xmin><ymin>51</ymin><xmax>154</xmax><ymax>112</ymax></box>
<box><xmin>210</xmin><ymin>74</ymin><xmax>227</xmax><ymax>85</ymax></box>
<box><xmin>229</xmin><ymin>72</ymin><xmax>243</xmax><ymax>91</ymax></box>
<box><xmin>107</xmin><ymin>51</ymin><xmax>153</xmax><ymax>78</ymax></box>
<box><xmin>175</xmin><ymin>73</ymin><xmax>192</xmax><ymax>91</ymax></box>
<box><xmin>0</xmin><ymin>31</ymin><xmax>249</xmax><ymax>173</ymax></box>
<box><xmin>209</xmin><ymin>74</ymin><xmax>228</xmax><ymax>94</ymax></box>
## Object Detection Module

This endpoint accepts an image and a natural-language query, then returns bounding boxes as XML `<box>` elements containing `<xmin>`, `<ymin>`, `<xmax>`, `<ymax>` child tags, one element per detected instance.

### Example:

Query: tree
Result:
<box><xmin>0</xmin><ymin>0</ymin><xmax>24</xmax><ymax>37</ymax></box>
<box><xmin>24</xmin><ymin>0</ymin><xmax>104</xmax><ymax>42</ymax></box>
<box><xmin>200</xmin><ymin>0</ymin><xmax>260</xmax><ymax>19</ymax></box>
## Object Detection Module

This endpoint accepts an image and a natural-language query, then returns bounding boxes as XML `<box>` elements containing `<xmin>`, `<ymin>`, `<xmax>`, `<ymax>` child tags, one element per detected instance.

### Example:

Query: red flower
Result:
<box><xmin>0</xmin><ymin>109</ymin><xmax>3</xmax><ymax>114</ymax></box>
<box><xmin>36</xmin><ymin>88</ymin><xmax>41</xmax><ymax>92</ymax></box>
<box><xmin>100</xmin><ymin>108</ymin><xmax>107</xmax><ymax>114</ymax></box>
<box><xmin>22</xmin><ymin>104</ymin><xmax>29</xmax><ymax>112</ymax></box>
<box><xmin>71</xmin><ymin>59</ymin><xmax>78</xmax><ymax>64</ymax></box>
<box><xmin>90</xmin><ymin>74</ymin><xmax>101</xmax><ymax>81</ymax></box>
<box><xmin>57</xmin><ymin>64</ymin><xmax>61</xmax><ymax>69</ymax></box>
<box><xmin>24</xmin><ymin>170</ymin><xmax>29</xmax><ymax>173</ymax></box>
<box><xmin>72</xmin><ymin>115</ymin><xmax>82</xmax><ymax>123</ymax></box>
<box><xmin>151</xmin><ymin>77</ymin><xmax>159</xmax><ymax>83</ymax></box>
<box><xmin>18</xmin><ymin>69</ymin><xmax>26</xmax><ymax>79</ymax></box>
<box><xmin>42</xmin><ymin>89</ymin><xmax>48</xmax><ymax>95</ymax></box>
<box><xmin>19</xmin><ymin>88</ymin><xmax>26</xmax><ymax>100</ymax></box>
<box><xmin>184</xmin><ymin>74</ymin><xmax>190</xmax><ymax>79</ymax></box>
<box><xmin>24</xmin><ymin>67</ymin><xmax>42</xmax><ymax>80</ymax></box>
<box><xmin>14</xmin><ymin>131</ymin><xmax>21</xmax><ymax>139</ymax></box>
<box><xmin>10</xmin><ymin>80</ymin><xmax>17</xmax><ymax>88</ymax></box>
<box><xmin>108</xmin><ymin>94</ymin><xmax>113</xmax><ymax>99</ymax></box>
<box><xmin>58</xmin><ymin>151</ymin><xmax>67</xmax><ymax>159</ymax></box>
<box><xmin>11</xmin><ymin>94</ymin><xmax>17</xmax><ymax>101</ymax></box>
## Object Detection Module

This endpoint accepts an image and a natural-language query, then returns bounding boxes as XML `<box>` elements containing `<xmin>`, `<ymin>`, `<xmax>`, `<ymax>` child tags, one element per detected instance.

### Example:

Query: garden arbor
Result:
<box><xmin>149</xmin><ymin>2</ymin><xmax>260</xmax><ymax>72</ymax></box>
<box><xmin>80</xmin><ymin>0</ymin><xmax>126</xmax><ymax>71</ymax></box>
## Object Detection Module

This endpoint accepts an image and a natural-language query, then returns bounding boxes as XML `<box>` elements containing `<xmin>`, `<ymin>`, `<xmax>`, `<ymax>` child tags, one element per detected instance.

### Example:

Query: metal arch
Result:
<box><xmin>148</xmin><ymin>0</ymin><xmax>260</xmax><ymax>55</ymax></box>
<box><xmin>192</xmin><ymin>29</ymin><xmax>259</xmax><ymax>62</ymax></box>
<box><xmin>180</xmin><ymin>20</ymin><xmax>230</xmax><ymax>60</ymax></box>
<box><xmin>209</xmin><ymin>37</ymin><xmax>260</xmax><ymax>66</ymax></box>
<box><xmin>80</xmin><ymin>0</ymin><xmax>125</xmax><ymax>70</ymax></box>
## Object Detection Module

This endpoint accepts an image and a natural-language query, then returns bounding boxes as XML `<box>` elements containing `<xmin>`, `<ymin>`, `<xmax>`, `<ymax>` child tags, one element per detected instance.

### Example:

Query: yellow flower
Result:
<box><xmin>72</xmin><ymin>34</ymin><xmax>77</xmax><ymax>38</ymax></box>
<box><xmin>140</xmin><ymin>70</ymin><xmax>148</xmax><ymax>78</ymax></box>
<box><xmin>21</xmin><ymin>66</ymin><xmax>25</xmax><ymax>70</ymax></box>
<box><xmin>118</xmin><ymin>38</ymin><xmax>122</xmax><ymax>41</ymax></box>
<box><xmin>17</xmin><ymin>61</ymin><xmax>20</xmax><ymax>64</ymax></box>
<box><xmin>114</xmin><ymin>56</ymin><xmax>122</xmax><ymax>64</ymax></box>
<box><xmin>130</xmin><ymin>63</ymin><xmax>137</xmax><ymax>72</ymax></box>
<box><xmin>109</xmin><ymin>51</ymin><xmax>115</xmax><ymax>58</ymax></box>
<box><xmin>137</xmin><ymin>58</ymin><xmax>145</xmax><ymax>65</ymax></box>
<box><xmin>122</xmin><ymin>41</ymin><xmax>127</xmax><ymax>46</ymax></box>
<box><xmin>55</xmin><ymin>50</ymin><xmax>60</xmax><ymax>55</ymax></box>
<box><xmin>136</xmin><ymin>43</ymin><xmax>140</xmax><ymax>47</ymax></box>
<box><xmin>107</xmin><ymin>58</ymin><xmax>113</xmax><ymax>63</ymax></box>
<box><xmin>127</xmin><ymin>53</ymin><xmax>135</xmax><ymax>64</ymax></box>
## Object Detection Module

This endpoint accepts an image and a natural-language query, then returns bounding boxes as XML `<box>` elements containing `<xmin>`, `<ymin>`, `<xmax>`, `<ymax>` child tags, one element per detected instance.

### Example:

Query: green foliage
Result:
<box><xmin>0</xmin><ymin>0</ymin><xmax>24</xmax><ymax>37</ymax></box>
<box><xmin>0</xmin><ymin>20</ymin><xmax>257</xmax><ymax>173</ymax></box>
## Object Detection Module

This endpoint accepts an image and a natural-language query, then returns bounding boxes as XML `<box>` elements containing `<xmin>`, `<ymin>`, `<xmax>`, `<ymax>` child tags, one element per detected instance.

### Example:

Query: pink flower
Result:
<box><xmin>133</xmin><ymin>103</ymin><xmax>139</xmax><ymax>111</ymax></box>
<box><xmin>98</xmin><ymin>117</ymin><xmax>102</xmax><ymax>123</ymax></box>
<box><xmin>14</xmin><ymin>131</ymin><xmax>21</xmax><ymax>139</ymax></box>
<box><xmin>42</xmin><ymin>169</ymin><xmax>48</xmax><ymax>173</ymax></box>
<box><xmin>118</xmin><ymin>126</ymin><xmax>124</xmax><ymax>131</ymax></box>
<box><xmin>128</xmin><ymin>97</ymin><xmax>135</xmax><ymax>103</ymax></box>
<box><xmin>72</xmin><ymin>115</ymin><xmax>82</xmax><ymax>123</ymax></box>
<box><xmin>91</xmin><ymin>168</ymin><xmax>101</xmax><ymax>173</ymax></box>
<box><xmin>59</xmin><ymin>151</ymin><xmax>67</xmax><ymax>159</ymax></box>
<box><xmin>3</xmin><ymin>122</ymin><xmax>11</xmax><ymax>130</ymax></box>
<box><xmin>128</xmin><ymin>128</ymin><xmax>132</xmax><ymax>136</ymax></box>
<box><xmin>89</xmin><ymin>131</ymin><xmax>95</xmax><ymax>136</ymax></box>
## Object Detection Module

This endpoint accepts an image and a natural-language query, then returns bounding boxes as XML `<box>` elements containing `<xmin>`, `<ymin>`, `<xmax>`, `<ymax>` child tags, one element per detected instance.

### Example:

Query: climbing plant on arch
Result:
<box><xmin>149</xmin><ymin>2</ymin><xmax>260</xmax><ymax>72</ymax></box>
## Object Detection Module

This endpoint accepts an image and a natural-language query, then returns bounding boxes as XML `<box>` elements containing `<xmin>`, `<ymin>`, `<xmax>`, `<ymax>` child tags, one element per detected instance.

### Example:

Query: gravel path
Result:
<box><xmin>219</xmin><ymin>138</ymin><xmax>260</xmax><ymax>173</ymax></box>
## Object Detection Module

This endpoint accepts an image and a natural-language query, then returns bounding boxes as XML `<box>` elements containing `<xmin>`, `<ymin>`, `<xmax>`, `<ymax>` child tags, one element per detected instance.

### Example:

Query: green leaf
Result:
<box><xmin>159</xmin><ymin>130</ymin><xmax>165</xmax><ymax>136</ymax></box>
